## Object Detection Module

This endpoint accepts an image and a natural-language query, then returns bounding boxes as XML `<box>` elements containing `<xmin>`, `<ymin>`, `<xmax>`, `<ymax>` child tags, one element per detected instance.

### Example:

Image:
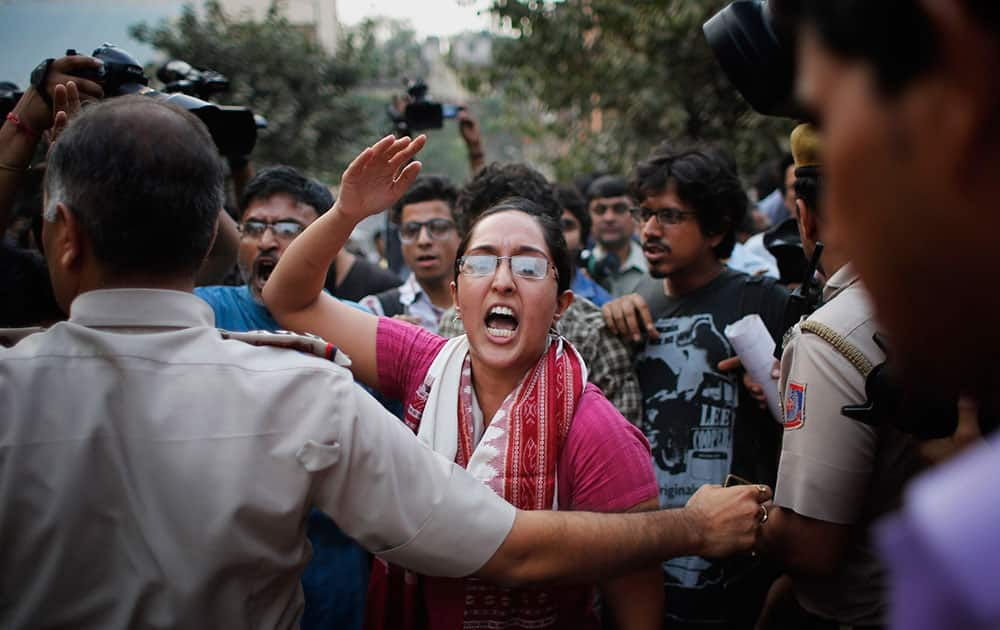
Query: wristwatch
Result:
<box><xmin>30</xmin><ymin>58</ymin><xmax>55</xmax><ymax>108</ymax></box>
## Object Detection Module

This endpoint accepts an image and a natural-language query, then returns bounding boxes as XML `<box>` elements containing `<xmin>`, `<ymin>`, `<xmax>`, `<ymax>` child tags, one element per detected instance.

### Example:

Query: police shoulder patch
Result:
<box><xmin>784</xmin><ymin>381</ymin><xmax>806</xmax><ymax>430</ymax></box>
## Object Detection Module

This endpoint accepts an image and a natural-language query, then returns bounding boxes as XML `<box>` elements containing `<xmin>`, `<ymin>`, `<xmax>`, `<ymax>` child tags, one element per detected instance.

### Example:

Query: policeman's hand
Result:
<box><xmin>335</xmin><ymin>134</ymin><xmax>426</xmax><ymax>223</ymax></box>
<box><xmin>684</xmin><ymin>483</ymin><xmax>771</xmax><ymax>558</ymax></box>
<box><xmin>718</xmin><ymin>356</ymin><xmax>780</xmax><ymax>412</ymax></box>
<box><xmin>22</xmin><ymin>55</ymin><xmax>103</xmax><ymax>133</ymax></box>
<box><xmin>601</xmin><ymin>293</ymin><xmax>657</xmax><ymax>342</ymax></box>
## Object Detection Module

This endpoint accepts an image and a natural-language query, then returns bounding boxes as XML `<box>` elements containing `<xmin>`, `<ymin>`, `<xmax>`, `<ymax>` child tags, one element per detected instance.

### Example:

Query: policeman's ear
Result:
<box><xmin>46</xmin><ymin>202</ymin><xmax>85</xmax><ymax>272</ymax></box>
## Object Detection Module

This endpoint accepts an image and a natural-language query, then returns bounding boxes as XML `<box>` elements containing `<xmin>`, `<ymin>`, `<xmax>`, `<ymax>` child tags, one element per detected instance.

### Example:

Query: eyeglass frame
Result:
<box><xmin>633</xmin><ymin>205</ymin><xmax>698</xmax><ymax>226</ymax></box>
<box><xmin>455</xmin><ymin>253</ymin><xmax>559</xmax><ymax>281</ymax></box>
<box><xmin>397</xmin><ymin>217</ymin><xmax>457</xmax><ymax>243</ymax></box>
<box><xmin>239</xmin><ymin>218</ymin><xmax>307</xmax><ymax>240</ymax></box>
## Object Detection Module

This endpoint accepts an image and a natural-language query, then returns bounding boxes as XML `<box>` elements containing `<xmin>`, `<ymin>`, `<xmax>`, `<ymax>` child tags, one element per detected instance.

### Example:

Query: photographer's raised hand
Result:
<box><xmin>336</xmin><ymin>134</ymin><xmax>426</xmax><ymax>223</ymax></box>
<box><xmin>0</xmin><ymin>55</ymin><xmax>102</xmax><ymax>229</ymax></box>
<box><xmin>47</xmin><ymin>81</ymin><xmax>81</xmax><ymax>151</ymax></box>
<box><xmin>22</xmin><ymin>55</ymin><xmax>103</xmax><ymax>134</ymax></box>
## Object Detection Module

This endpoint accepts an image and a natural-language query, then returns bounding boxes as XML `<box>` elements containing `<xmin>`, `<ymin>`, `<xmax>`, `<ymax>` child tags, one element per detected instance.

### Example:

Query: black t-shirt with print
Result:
<box><xmin>634</xmin><ymin>268</ymin><xmax>789</xmax><ymax>628</ymax></box>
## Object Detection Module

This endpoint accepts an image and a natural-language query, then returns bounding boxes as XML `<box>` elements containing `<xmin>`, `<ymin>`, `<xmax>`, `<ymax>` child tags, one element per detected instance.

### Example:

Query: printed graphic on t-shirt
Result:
<box><xmin>636</xmin><ymin>313</ymin><xmax>738</xmax><ymax>589</ymax></box>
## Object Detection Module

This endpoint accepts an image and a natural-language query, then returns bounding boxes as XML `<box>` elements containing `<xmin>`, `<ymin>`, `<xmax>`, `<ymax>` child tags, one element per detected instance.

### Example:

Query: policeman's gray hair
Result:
<box><xmin>45</xmin><ymin>96</ymin><xmax>224</xmax><ymax>278</ymax></box>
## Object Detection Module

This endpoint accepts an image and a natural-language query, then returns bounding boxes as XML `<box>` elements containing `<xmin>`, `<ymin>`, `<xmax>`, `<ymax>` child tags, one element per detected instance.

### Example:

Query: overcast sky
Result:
<box><xmin>338</xmin><ymin>0</ymin><xmax>492</xmax><ymax>37</ymax></box>
<box><xmin>0</xmin><ymin>0</ymin><xmax>494</xmax><ymax>85</ymax></box>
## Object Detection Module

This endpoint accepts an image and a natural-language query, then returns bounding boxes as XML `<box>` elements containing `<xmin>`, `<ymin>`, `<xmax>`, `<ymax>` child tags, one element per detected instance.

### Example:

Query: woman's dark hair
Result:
<box><xmin>628</xmin><ymin>144</ymin><xmax>746</xmax><ymax>259</ymax></box>
<box><xmin>391</xmin><ymin>174</ymin><xmax>459</xmax><ymax>225</ymax></box>
<box><xmin>455</xmin><ymin>163</ymin><xmax>561</xmax><ymax>236</ymax></box>
<box><xmin>454</xmin><ymin>196</ymin><xmax>571</xmax><ymax>295</ymax></box>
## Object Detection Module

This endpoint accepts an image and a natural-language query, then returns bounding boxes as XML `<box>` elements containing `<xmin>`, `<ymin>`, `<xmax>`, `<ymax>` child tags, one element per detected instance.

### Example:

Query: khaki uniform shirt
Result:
<box><xmin>775</xmin><ymin>264</ymin><xmax>921</xmax><ymax>625</ymax></box>
<box><xmin>0</xmin><ymin>289</ymin><xmax>515</xmax><ymax>629</ymax></box>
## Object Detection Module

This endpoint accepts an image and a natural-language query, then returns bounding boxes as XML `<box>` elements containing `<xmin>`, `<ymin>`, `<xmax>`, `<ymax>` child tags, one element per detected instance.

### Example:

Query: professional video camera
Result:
<box><xmin>388</xmin><ymin>79</ymin><xmax>461</xmax><ymax>135</ymax></box>
<box><xmin>702</xmin><ymin>1</ymin><xmax>969</xmax><ymax>439</ymax></box>
<box><xmin>703</xmin><ymin>0</ymin><xmax>802</xmax><ymax>118</ymax></box>
<box><xmin>64</xmin><ymin>43</ymin><xmax>263</xmax><ymax>157</ymax></box>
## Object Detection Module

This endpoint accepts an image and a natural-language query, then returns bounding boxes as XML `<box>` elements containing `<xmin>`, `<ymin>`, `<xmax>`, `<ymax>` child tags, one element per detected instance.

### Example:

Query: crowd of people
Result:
<box><xmin>2</xmin><ymin>1</ymin><xmax>999</xmax><ymax>629</ymax></box>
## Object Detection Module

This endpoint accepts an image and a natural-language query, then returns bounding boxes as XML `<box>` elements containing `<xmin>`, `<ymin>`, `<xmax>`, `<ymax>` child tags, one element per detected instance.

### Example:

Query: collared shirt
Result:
<box><xmin>775</xmin><ymin>264</ymin><xmax>921</xmax><ymax>625</ymax></box>
<box><xmin>726</xmin><ymin>241</ymin><xmax>779</xmax><ymax>279</ymax></box>
<box><xmin>0</xmin><ymin>289</ymin><xmax>515</xmax><ymax>629</ymax></box>
<box><xmin>437</xmin><ymin>296</ymin><xmax>642</xmax><ymax>426</ymax></box>
<box><xmin>361</xmin><ymin>273</ymin><xmax>446</xmax><ymax>334</ymax></box>
<box><xmin>593</xmin><ymin>241</ymin><xmax>648</xmax><ymax>298</ymax></box>
<box><xmin>195</xmin><ymin>283</ymin><xmax>374</xmax><ymax>630</ymax></box>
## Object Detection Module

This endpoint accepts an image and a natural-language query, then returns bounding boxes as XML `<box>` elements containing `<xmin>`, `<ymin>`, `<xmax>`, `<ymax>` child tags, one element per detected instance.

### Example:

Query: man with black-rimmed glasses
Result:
<box><xmin>602</xmin><ymin>143</ymin><xmax>790</xmax><ymax>629</ymax></box>
<box><xmin>361</xmin><ymin>175</ymin><xmax>461</xmax><ymax>334</ymax></box>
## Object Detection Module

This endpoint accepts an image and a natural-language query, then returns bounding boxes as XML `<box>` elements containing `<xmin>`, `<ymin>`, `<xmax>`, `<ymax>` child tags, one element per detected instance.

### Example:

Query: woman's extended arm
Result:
<box><xmin>263</xmin><ymin>134</ymin><xmax>425</xmax><ymax>388</ymax></box>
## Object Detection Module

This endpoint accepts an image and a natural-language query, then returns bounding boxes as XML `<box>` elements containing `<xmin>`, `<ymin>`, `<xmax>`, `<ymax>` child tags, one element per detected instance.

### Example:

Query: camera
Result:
<box><xmin>388</xmin><ymin>79</ymin><xmax>461</xmax><ymax>135</ymax></box>
<box><xmin>69</xmin><ymin>44</ymin><xmax>263</xmax><ymax>157</ymax></box>
<box><xmin>703</xmin><ymin>0</ymin><xmax>802</xmax><ymax>118</ymax></box>
<box><xmin>156</xmin><ymin>59</ymin><xmax>231</xmax><ymax>100</ymax></box>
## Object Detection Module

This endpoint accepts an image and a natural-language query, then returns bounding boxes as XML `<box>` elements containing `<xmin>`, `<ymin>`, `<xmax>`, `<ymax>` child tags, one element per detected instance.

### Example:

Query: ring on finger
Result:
<box><xmin>757</xmin><ymin>484</ymin><xmax>768</xmax><ymax>497</ymax></box>
<box><xmin>758</xmin><ymin>503</ymin><xmax>768</xmax><ymax>525</ymax></box>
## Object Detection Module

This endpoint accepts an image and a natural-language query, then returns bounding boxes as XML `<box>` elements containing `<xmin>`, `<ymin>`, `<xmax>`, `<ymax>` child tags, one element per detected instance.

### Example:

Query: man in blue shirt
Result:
<box><xmin>196</xmin><ymin>165</ymin><xmax>369</xmax><ymax>630</ymax></box>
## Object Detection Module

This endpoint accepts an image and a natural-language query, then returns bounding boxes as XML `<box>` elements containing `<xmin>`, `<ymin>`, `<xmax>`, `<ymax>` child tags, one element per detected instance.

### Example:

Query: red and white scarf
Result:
<box><xmin>367</xmin><ymin>334</ymin><xmax>588</xmax><ymax>630</ymax></box>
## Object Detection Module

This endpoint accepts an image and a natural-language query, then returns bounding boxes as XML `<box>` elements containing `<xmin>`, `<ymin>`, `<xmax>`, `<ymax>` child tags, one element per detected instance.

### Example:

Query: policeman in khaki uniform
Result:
<box><xmin>757</xmin><ymin>125</ymin><xmax>922</xmax><ymax>629</ymax></box>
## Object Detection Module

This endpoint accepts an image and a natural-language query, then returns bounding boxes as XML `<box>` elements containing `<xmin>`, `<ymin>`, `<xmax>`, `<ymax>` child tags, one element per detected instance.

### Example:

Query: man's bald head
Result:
<box><xmin>45</xmin><ymin>96</ymin><xmax>224</xmax><ymax>281</ymax></box>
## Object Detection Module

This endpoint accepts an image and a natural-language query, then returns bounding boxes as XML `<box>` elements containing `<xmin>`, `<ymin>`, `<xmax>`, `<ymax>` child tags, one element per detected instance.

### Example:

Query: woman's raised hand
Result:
<box><xmin>336</xmin><ymin>134</ymin><xmax>426</xmax><ymax>222</ymax></box>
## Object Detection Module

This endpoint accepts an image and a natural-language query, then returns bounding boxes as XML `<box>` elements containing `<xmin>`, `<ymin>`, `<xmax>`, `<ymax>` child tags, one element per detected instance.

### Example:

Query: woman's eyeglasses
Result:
<box><xmin>457</xmin><ymin>254</ymin><xmax>557</xmax><ymax>281</ymax></box>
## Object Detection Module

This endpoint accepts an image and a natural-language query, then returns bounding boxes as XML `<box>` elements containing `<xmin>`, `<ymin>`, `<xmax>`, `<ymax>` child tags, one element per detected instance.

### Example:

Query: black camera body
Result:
<box><xmin>703</xmin><ymin>0</ymin><xmax>801</xmax><ymax>118</ymax></box>
<box><xmin>70</xmin><ymin>44</ymin><xmax>261</xmax><ymax>157</ymax></box>
<box><xmin>389</xmin><ymin>79</ymin><xmax>460</xmax><ymax>135</ymax></box>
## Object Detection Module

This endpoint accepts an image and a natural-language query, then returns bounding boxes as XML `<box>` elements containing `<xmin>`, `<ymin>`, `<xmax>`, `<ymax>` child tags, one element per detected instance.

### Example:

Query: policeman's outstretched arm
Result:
<box><xmin>477</xmin><ymin>483</ymin><xmax>770</xmax><ymax>587</ymax></box>
<box><xmin>317</xmin><ymin>382</ymin><xmax>772</xmax><ymax>586</ymax></box>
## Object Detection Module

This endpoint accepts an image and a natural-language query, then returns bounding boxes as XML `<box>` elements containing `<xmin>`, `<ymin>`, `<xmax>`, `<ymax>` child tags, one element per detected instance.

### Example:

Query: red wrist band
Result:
<box><xmin>5</xmin><ymin>112</ymin><xmax>40</xmax><ymax>139</ymax></box>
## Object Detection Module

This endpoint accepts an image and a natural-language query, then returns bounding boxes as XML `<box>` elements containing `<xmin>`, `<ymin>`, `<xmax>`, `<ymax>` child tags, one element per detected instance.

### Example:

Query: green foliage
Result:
<box><xmin>478</xmin><ymin>0</ymin><xmax>794</xmax><ymax>182</ymax></box>
<box><xmin>130</xmin><ymin>0</ymin><xmax>373</xmax><ymax>182</ymax></box>
<box><xmin>338</xmin><ymin>17</ymin><xmax>430</xmax><ymax>83</ymax></box>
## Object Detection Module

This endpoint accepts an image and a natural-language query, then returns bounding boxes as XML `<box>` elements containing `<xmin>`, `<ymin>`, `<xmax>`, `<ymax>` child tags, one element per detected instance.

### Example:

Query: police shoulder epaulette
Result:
<box><xmin>0</xmin><ymin>327</ymin><xmax>46</xmax><ymax>349</ymax></box>
<box><xmin>218</xmin><ymin>329</ymin><xmax>352</xmax><ymax>368</ymax></box>
<box><xmin>799</xmin><ymin>320</ymin><xmax>872</xmax><ymax>378</ymax></box>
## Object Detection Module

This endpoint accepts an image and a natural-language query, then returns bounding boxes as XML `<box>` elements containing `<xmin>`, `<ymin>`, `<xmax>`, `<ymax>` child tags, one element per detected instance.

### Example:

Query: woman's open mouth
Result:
<box><xmin>485</xmin><ymin>305</ymin><xmax>519</xmax><ymax>339</ymax></box>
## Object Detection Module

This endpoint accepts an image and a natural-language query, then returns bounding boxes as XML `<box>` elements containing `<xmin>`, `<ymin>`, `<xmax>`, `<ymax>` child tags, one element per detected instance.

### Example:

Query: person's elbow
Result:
<box><xmin>472</xmin><ymin>512</ymin><xmax>564</xmax><ymax>588</ymax></box>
